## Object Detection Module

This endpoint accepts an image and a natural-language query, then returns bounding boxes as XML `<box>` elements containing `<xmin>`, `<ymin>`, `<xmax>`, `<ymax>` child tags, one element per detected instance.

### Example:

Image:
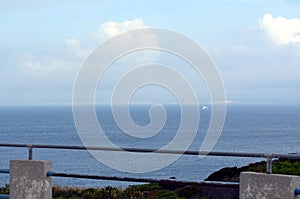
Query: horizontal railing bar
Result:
<box><xmin>0</xmin><ymin>143</ymin><xmax>28</xmax><ymax>148</ymax></box>
<box><xmin>0</xmin><ymin>168</ymin><xmax>239</xmax><ymax>188</ymax></box>
<box><xmin>47</xmin><ymin>171</ymin><xmax>171</xmax><ymax>183</ymax></box>
<box><xmin>47</xmin><ymin>171</ymin><xmax>239</xmax><ymax>187</ymax></box>
<box><xmin>0</xmin><ymin>169</ymin><xmax>9</xmax><ymax>174</ymax></box>
<box><xmin>1</xmin><ymin>143</ymin><xmax>300</xmax><ymax>159</ymax></box>
<box><xmin>0</xmin><ymin>194</ymin><xmax>9</xmax><ymax>199</ymax></box>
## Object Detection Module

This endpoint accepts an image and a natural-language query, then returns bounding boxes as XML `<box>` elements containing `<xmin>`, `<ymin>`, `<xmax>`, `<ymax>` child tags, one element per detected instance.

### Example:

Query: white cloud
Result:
<box><xmin>259</xmin><ymin>13</ymin><xmax>300</xmax><ymax>45</ymax></box>
<box><xmin>21</xmin><ymin>53</ymin><xmax>43</xmax><ymax>71</ymax></box>
<box><xmin>19</xmin><ymin>18</ymin><xmax>152</xmax><ymax>75</ymax></box>
<box><xmin>65</xmin><ymin>37</ymin><xmax>80</xmax><ymax>48</ymax></box>
<box><xmin>89</xmin><ymin>18</ymin><xmax>159</xmax><ymax>67</ymax></box>
<box><xmin>65</xmin><ymin>37</ymin><xmax>91</xmax><ymax>58</ymax></box>
<box><xmin>19</xmin><ymin>52</ymin><xmax>75</xmax><ymax>73</ymax></box>
<box><xmin>92</xmin><ymin>18</ymin><xmax>148</xmax><ymax>42</ymax></box>
<box><xmin>66</xmin><ymin>18</ymin><xmax>153</xmax><ymax>60</ymax></box>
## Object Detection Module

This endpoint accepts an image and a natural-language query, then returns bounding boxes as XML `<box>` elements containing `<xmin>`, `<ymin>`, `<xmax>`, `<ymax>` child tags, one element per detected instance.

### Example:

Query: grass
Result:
<box><xmin>272</xmin><ymin>160</ymin><xmax>300</xmax><ymax>175</ymax></box>
<box><xmin>0</xmin><ymin>183</ymin><xmax>207</xmax><ymax>198</ymax></box>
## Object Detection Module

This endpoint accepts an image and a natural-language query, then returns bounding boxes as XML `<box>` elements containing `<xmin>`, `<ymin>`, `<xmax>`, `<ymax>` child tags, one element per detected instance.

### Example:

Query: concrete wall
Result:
<box><xmin>240</xmin><ymin>172</ymin><xmax>300</xmax><ymax>199</ymax></box>
<box><xmin>10</xmin><ymin>160</ymin><xmax>52</xmax><ymax>199</ymax></box>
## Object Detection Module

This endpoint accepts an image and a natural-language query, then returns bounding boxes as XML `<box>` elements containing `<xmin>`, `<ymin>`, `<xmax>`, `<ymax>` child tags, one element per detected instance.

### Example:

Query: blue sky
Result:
<box><xmin>0</xmin><ymin>0</ymin><xmax>300</xmax><ymax>105</ymax></box>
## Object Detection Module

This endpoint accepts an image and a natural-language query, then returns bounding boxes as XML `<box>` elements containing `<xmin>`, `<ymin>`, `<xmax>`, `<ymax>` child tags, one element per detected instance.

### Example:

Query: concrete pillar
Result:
<box><xmin>10</xmin><ymin>160</ymin><xmax>52</xmax><ymax>199</ymax></box>
<box><xmin>240</xmin><ymin>172</ymin><xmax>300</xmax><ymax>199</ymax></box>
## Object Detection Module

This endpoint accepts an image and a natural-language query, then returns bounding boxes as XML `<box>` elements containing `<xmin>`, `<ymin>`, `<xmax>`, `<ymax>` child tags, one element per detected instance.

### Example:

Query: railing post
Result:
<box><xmin>10</xmin><ymin>160</ymin><xmax>52</xmax><ymax>199</ymax></box>
<box><xmin>266</xmin><ymin>156</ymin><xmax>272</xmax><ymax>174</ymax></box>
<box><xmin>27</xmin><ymin>145</ymin><xmax>33</xmax><ymax>160</ymax></box>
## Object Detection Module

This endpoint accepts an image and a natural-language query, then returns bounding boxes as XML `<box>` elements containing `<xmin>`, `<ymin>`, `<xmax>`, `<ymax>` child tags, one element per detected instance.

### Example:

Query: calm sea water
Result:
<box><xmin>0</xmin><ymin>105</ymin><xmax>300</xmax><ymax>187</ymax></box>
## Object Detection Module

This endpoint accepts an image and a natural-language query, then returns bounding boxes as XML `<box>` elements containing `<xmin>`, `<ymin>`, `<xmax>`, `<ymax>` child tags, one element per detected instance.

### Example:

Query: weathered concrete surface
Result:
<box><xmin>240</xmin><ymin>172</ymin><xmax>300</xmax><ymax>199</ymax></box>
<box><xmin>10</xmin><ymin>160</ymin><xmax>52</xmax><ymax>199</ymax></box>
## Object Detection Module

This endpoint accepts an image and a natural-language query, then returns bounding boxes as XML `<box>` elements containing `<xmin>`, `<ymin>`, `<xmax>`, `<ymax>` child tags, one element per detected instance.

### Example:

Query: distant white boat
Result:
<box><xmin>202</xmin><ymin>105</ymin><xmax>208</xmax><ymax>111</ymax></box>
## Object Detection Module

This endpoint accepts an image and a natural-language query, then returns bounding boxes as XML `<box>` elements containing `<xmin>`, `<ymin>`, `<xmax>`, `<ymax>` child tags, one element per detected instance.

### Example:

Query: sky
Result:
<box><xmin>0</xmin><ymin>0</ymin><xmax>300</xmax><ymax>105</ymax></box>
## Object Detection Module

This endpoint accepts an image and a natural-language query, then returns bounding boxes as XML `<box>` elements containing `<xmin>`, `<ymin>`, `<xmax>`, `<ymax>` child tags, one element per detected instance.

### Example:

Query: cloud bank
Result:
<box><xmin>22</xmin><ymin>18</ymin><xmax>149</xmax><ymax>74</ymax></box>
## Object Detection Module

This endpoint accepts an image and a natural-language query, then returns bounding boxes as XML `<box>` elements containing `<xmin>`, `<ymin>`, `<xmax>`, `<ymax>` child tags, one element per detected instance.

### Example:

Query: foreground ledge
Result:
<box><xmin>240</xmin><ymin>172</ymin><xmax>300</xmax><ymax>199</ymax></box>
<box><xmin>10</xmin><ymin>160</ymin><xmax>52</xmax><ymax>199</ymax></box>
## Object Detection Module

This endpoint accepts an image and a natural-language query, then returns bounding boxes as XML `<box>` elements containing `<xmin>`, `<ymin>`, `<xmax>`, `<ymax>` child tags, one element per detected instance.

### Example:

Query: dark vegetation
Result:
<box><xmin>51</xmin><ymin>183</ymin><xmax>206</xmax><ymax>199</ymax></box>
<box><xmin>0</xmin><ymin>184</ymin><xmax>9</xmax><ymax>194</ymax></box>
<box><xmin>0</xmin><ymin>183</ymin><xmax>206</xmax><ymax>199</ymax></box>
<box><xmin>53</xmin><ymin>184</ymin><xmax>205</xmax><ymax>199</ymax></box>
<box><xmin>205</xmin><ymin>159</ymin><xmax>300</xmax><ymax>182</ymax></box>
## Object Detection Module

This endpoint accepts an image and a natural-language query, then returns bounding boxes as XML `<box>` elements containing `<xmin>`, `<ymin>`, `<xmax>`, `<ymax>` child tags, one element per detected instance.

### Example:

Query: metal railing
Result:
<box><xmin>0</xmin><ymin>195</ymin><xmax>9</xmax><ymax>199</ymax></box>
<box><xmin>295</xmin><ymin>188</ymin><xmax>300</xmax><ymax>196</ymax></box>
<box><xmin>1</xmin><ymin>143</ymin><xmax>300</xmax><ymax>199</ymax></box>
<box><xmin>0</xmin><ymin>168</ymin><xmax>238</xmax><ymax>192</ymax></box>
<box><xmin>1</xmin><ymin>143</ymin><xmax>300</xmax><ymax>174</ymax></box>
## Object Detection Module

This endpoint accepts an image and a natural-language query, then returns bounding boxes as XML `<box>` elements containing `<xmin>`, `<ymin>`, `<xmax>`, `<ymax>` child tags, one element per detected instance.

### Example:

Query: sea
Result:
<box><xmin>0</xmin><ymin>104</ymin><xmax>300</xmax><ymax>187</ymax></box>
